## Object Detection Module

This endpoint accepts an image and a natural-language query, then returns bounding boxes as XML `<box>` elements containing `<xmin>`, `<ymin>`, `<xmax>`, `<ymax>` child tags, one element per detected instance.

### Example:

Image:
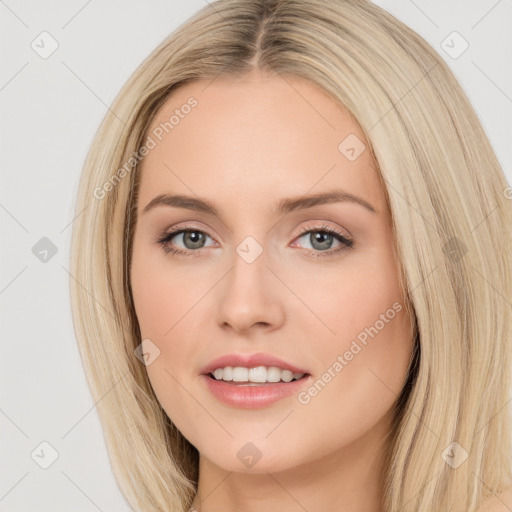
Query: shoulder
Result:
<box><xmin>477</xmin><ymin>485</ymin><xmax>512</xmax><ymax>512</ymax></box>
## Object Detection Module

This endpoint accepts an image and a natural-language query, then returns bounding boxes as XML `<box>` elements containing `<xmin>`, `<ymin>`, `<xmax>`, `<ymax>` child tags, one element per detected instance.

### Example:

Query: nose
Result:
<box><xmin>214</xmin><ymin>245</ymin><xmax>285</xmax><ymax>335</ymax></box>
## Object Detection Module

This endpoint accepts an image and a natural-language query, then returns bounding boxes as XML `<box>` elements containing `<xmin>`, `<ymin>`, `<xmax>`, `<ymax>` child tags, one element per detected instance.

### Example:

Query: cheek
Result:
<box><xmin>310</xmin><ymin>302</ymin><xmax>413</xmax><ymax>430</ymax></box>
<box><xmin>130</xmin><ymin>240</ymin><xmax>198</xmax><ymax>388</ymax></box>
<box><xmin>287</xmin><ymin>243</ymin><xmax>410</xmax><ymax>361</ymax></box>
<box><xmin>331</xmin><ymin>266</ymin><xmax>411</xmax><ymax>362</ymax></box>
<box><xmin>331</xmin><ymin>251</ymin><xmax>413</xmax><ymax>391</ymax></box>
<box><xmin>130</xmin><ymin>238</ymin><xmax>207</xmax><ymax>340</ymax></box>
<box><xmin>130</xmin><ymin>247</ymin><xmax>202</xmax><ymax>436</ymax></box>
<box><xmin>293</xmin><ymin>245</ymin><xmax>414</xmax><ymax>421</ymax></box>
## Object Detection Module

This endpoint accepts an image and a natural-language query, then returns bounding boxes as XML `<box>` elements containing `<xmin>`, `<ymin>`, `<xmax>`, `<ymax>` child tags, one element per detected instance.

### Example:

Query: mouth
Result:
<box><xmin>201</xmin><ymin>365</ymin><xmax>312</xmax><ymax>409</ymax></box>
<box><xmin>206</xmin><ymin>365</ymin><xmax>310</xmax><ymax>385</ymax></box>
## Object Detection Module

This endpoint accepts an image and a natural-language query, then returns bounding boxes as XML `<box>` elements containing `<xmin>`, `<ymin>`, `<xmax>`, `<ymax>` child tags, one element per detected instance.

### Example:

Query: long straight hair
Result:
<box><xmin>69</xmin><ymin>1</ymin><xmax>512</xmax><ymax>510</ymax></box>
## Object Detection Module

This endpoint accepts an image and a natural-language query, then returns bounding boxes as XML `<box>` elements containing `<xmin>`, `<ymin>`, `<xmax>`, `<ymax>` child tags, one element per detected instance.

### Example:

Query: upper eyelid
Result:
<box><xmin>296</xmin><ymin>221</ymin><xmax>352</xmax><ymax>238</ymax></box>
<box><xmin>161</xmin><ymin>222</ymin><xmax>348</xmax><ymax>236</ymax></box>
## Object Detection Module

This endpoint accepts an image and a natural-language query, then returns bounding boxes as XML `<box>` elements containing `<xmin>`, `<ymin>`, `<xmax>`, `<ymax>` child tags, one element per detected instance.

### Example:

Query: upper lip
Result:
<box><xmin>200</xmin><ymin>352</ymin><xmax>310</xmax><ymax>376</ymax></box>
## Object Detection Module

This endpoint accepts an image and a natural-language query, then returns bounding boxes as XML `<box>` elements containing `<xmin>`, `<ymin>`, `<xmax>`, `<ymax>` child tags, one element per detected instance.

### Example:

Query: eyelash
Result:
<box><xmin>155</xmin><ymin>223</ymin><xmax>355</xmax><ymax>259</ymax></box>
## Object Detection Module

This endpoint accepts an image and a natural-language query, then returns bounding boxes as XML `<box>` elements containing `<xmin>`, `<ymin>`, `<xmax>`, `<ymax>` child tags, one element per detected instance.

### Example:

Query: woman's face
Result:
<box><xmin>130</xmin><ymin>69</ymin><xmax>414</xmax><ymax>474</ymax></box>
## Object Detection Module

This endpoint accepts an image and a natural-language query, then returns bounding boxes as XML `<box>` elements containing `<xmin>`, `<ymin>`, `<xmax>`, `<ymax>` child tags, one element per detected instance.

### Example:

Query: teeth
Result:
<box><xmin>249</xmin><ymin>366</ymin><xmax>267</xmax><ymax>383</ymax></box>
<box><xmin>232</xmin><ymin>367</ymin><xmax>249</xmax><ymax>382</ymax></box>
<box><xmin>222</xmin><ymin>366</ymin><xmax>233</xmax><ymax>381</ymax></box>
<box><xmin>210</xmin><ymin>366</ymin><xmax>305</xmax><ymax>383</ymax></box>
<box><xmin>267</xmin><ymin>367</ymin><xmax>281</xmax><ymax>382</ymax></box>
<box><xmin>213</xmin><ymin>368</ymin><xmax>224</xmax><ymax>380</ymax></box>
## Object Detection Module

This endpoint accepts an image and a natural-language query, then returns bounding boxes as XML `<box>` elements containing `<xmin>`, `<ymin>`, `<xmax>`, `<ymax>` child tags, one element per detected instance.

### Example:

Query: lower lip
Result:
<box><xmin>201</xmin><ymin>374</ymin><xmax>311</xmax><ymax>409</ymax></box>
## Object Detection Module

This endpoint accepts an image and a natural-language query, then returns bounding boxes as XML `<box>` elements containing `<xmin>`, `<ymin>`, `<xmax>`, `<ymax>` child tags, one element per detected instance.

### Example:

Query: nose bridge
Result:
<box><xmin>228</xmin><ymin>220</ymin><xmax>271</xmax><ymax>282</ymax></box>
<box><xmin>227</xmin><ymin>234</ymin><xmax>270</xmax><ymax>304</ymax></box>
<box><xmin>215</xmin><ymin>232</ymin><xmax>284</xmax><ymax>333</ymax></box>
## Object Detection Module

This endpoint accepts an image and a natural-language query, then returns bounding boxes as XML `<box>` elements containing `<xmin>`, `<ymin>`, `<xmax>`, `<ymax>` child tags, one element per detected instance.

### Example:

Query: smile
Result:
<box><xmin>210</xmin><ymin>365</ymin><xmax>305</xmax><ymax>384</ymax></box>
<box><xmin>202</xmin><ymin>367</ymin><xmax>311</xmax><ymax>409</ymax></box>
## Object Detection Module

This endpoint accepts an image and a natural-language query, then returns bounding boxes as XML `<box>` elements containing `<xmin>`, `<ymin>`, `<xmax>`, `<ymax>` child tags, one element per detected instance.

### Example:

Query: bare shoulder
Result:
<box><xmin>477</xmin><ymin>485</ymin><xmax>512</xmax><ymax>512</ymax></box>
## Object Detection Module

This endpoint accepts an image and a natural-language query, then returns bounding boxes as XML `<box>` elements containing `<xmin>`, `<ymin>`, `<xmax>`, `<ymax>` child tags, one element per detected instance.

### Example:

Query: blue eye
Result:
<box><xmin>155</xmin><ymin>224</ymin><xmax>354</xmax><ymax>258</ymax></box>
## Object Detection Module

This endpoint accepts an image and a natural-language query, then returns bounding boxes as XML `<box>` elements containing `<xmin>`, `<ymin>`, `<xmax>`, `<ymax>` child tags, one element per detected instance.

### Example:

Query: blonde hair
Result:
<box><xmin>69</xmin><ymin>0</ymin><xmax>512</xmax><ymax>510</ymax></box>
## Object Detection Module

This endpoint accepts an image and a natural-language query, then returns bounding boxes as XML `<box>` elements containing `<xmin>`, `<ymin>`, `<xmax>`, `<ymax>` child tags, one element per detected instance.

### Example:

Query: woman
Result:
<box><xmin>69</xmin><ymin>1</ymin><xmax>512</xmax><ymax>510</ymax></box>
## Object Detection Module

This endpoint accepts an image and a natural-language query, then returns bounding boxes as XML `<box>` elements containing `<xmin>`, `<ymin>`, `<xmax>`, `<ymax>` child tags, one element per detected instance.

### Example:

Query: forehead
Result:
<box><xmin>137</xmin><ymin>71</ymin><xmax>385</xmax><ymax>216</ymax></box>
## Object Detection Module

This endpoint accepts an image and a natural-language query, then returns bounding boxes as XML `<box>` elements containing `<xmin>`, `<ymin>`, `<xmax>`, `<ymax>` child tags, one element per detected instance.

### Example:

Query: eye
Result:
<box><xmin>155</xmin><ymin>226</ymin><xmax>215</xmax><ymax>256</ymax></box>
<box><xmin>154</xmin><ymin>223</ymin><xmax>355</xmax><ymax>258</ymax></box>
<box><xmin>293</xmin><ymin>223</ymin><xmax>354</xmax><ymax>258</ymax></box>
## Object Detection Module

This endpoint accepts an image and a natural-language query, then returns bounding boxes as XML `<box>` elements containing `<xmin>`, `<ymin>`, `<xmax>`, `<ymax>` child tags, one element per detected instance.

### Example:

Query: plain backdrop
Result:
<box><xmin>1</xmin><ymin>1</ymin><xmax>511</xmax><ymax>510</ymax></box>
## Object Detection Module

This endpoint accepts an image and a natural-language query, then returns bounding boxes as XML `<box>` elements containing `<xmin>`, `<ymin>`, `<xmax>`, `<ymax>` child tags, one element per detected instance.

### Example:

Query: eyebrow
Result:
<box><xmin>142</xmin><ymin>189</ymin><xmax>377</xmax><ymax>217</ymax></box>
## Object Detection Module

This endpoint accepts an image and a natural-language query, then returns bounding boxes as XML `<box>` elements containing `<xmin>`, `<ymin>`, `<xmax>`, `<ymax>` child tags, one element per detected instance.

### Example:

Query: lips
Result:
<box><xmin>202</xmin><ymin>373</ymin><xmax>312</xmax><ymax>409</ymax></box>
<box><xmin>200</xmin><ymin>352</ymin><xmax>310</xmax><ymax>376</ymax></box>
<box><xmin>199</xmin><ymin>352</ymin><xmax>311</xmax><ymax>409</ymax></box>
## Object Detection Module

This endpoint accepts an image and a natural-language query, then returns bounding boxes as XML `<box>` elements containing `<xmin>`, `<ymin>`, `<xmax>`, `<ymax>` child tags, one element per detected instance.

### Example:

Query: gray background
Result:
<box><xmin>1</xmin><ymin>0</ymin><xmax>511</xmax><ymax>510</ymax></box>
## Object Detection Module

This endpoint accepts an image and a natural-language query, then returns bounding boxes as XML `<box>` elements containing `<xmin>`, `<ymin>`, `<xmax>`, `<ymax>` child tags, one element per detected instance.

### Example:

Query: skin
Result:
<box><xmin>130</xmin><ymin>68</ymin><xmax>415</xmax><ymax>512</ymax></box>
